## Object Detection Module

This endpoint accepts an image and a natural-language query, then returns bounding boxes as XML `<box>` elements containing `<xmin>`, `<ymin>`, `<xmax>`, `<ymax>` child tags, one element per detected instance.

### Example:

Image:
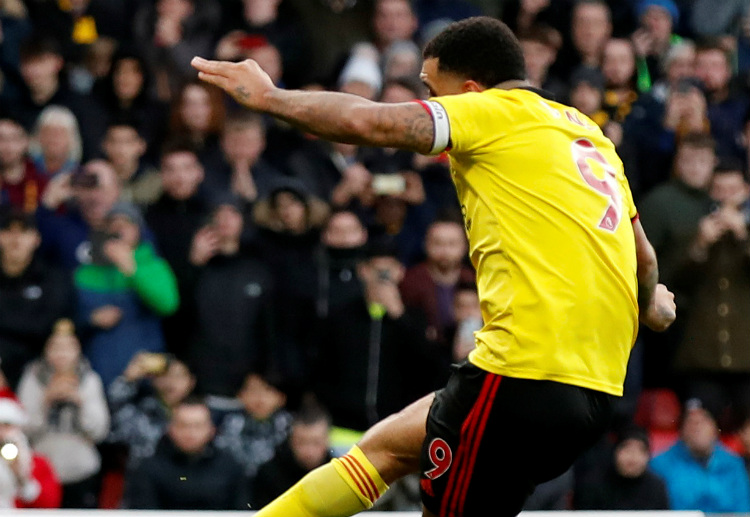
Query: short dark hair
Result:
<box><xmin>695</xmin><ymin>37</ymin><xmax>731</xmax><ymax>64</ymax></box>
<box><xmin>423</xmin><ymin>17</ymin><xmax>526</xmax><ymax>87</ymax></box>
<box><xmin>20</xmin><ymin>34</ymin><xmax>62</xmax><ymax>61</ymax></box>
<box><xmin>677</xmin><ymin>132</ymin><xmax>715</xmax><ymax>152</ymax></box>
<box><xmin>292</xmin><ymin>399</ymin><xmax>331</xmax><ymax>428</ymax></box>
<box><xmin>160</xmin><ymin>138</ymin><xmax>198</xmax><ymax>161</ymax></box>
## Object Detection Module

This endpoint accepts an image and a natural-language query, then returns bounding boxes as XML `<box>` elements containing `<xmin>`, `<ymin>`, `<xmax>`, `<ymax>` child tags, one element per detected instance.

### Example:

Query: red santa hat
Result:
<box><xmin>0</xmin><ymin>388</ymin><xmax>27</xmax><ymax>426</ymax></box>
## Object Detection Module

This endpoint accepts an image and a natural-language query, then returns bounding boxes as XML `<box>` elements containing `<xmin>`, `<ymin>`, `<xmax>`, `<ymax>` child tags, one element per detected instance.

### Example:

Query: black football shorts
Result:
<box><xmin>419</xmin><ymin>361</ymin><xmax>615</xmax><ymax>517</ymax></box>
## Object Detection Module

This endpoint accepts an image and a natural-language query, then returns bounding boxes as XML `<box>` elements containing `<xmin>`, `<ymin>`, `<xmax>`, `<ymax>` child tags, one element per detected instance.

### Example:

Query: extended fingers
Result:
<box><xmin>197</xmin><ymin>71</ymin><xmax>231</xmax><ymax>90</ymax></box>
<box><xmin>191</xmin><ymin>56</ymin><xmax>232</xmax><ymax>75</ymax></box>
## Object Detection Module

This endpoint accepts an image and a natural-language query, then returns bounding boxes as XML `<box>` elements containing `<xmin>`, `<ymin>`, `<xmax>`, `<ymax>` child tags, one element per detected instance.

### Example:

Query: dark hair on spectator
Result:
<box><xmin>20</xmin><ymin>34</ymin><xmax>62</xmax><ymax>61</ymax></box>
<box><xmin>96</xmin><ymin>47</ymin><xmax>152</xmax><ymax>108</ymax></box>
<box><xmin>175</xmin><ymin>394</ymin><xmax>209</xmax><ymax>410</ymax></box>
<box><xmin>695</xmin><ymin>37</ymin><xmax>731</xmax><ymax>64</ymax></box>
<box><xmin>381</xmin><ymin>76</ymin><xmax>425</xmax><ymax>100</ymax></box>
<box><xmin>160</xmin><ymin>138</ymin><xmax>199</xmax><ymax>160</ymax></box>
<box><xmin>517</xmin><ymin>23</ymin><xmax>563</xmax><ymax>52</ymax></box>
<box><xmin>169</xmin><ymin>80</ymin><xmax>226</xmax><ymax>137</ymax></box>
<box><xmin>431</xmin><ymin>206</ymin><xmax>465</xmax><ymax>227</ymax></box>
<box><xmin>454</xmin><ymin>280</ymin><xmax>478</xmax><ymax>294</ymax></box>
<box><xmin>224</xmin><ymin>110</ymin><xmax>265</xmax><ymax>135</ymax></box>
<box><xmin>423</xmin><ymin>17</ymin><xmax>526</xmax><ymax>88</ymax></box>
<box><xmin>677</xmin><ymin>132</ymin><xmax>715</xmax><ymax>152</ymax></box>
<box><xmin>714</xmin><ymin>156</ymin><xmax>748</xmax><ymax>181</ymax></box>
<box><xmin>105</xmin><ymin>117</ymin><xmax>143</xmax><ymax>136</ymax></box>
<box><xmin>292</xmin><ymin>398</ymin><xmax>332</xmax><ymax>428</ymax></box>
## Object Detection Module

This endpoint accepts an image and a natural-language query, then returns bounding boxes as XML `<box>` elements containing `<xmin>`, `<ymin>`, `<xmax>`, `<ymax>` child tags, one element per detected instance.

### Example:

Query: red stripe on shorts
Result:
<box><xmin>439</xmin><ymin>373</ymin><xmax>500</xmax><ymax>517</ymax></box>
<box><xmin>455</xmin><ymin>375</ymin><xmax>502</xmax><ymax>514</ymax></box>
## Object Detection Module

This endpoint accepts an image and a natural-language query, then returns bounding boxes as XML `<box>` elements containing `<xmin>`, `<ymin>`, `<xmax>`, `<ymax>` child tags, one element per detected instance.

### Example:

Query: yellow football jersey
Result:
<box><xmin>419</xmin><ymin>88</ymin><xmax>639</xmax><ymax>396</ymax></box>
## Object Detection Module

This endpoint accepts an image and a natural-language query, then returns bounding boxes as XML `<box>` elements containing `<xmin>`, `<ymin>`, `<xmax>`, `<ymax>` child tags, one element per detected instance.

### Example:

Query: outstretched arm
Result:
<box><xmin>633</xmin><ymin>218</ymin><xmax>676</xmax><ymax>331</ymax></box>
<box><xmin>192</xmin><ymin>57</ymin><xmax>435</xmax><ymax>154</ymax></box>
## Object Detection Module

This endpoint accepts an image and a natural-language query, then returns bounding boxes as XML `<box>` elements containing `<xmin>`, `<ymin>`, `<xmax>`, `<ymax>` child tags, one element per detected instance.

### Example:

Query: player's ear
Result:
<box><xmin>462</xmin><ymin>80</ymin><xmax>485</xmax><ymax>93</ymax></box>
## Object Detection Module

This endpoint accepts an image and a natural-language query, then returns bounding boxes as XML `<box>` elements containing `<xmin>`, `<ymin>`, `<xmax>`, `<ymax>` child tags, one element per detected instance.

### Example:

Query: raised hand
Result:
<box><xmin>191</xmin><ymin>57</ymin><xmax>275</xmax><ymax>110</ymax></box>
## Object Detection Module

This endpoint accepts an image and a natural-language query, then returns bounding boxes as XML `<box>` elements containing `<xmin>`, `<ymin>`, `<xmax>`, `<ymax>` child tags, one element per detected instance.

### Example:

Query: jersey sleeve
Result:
<box><xmin>417</xmin><ymin>92</ymin><xmax>502</xmax><ymax>155</ymax></box>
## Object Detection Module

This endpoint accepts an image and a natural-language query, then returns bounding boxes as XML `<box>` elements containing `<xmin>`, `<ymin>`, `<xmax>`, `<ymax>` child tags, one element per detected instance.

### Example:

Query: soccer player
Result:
<box><xmin>192</xmin><ymin>17</ymin><xmax>676</xmax><ymax>517</ymax></box>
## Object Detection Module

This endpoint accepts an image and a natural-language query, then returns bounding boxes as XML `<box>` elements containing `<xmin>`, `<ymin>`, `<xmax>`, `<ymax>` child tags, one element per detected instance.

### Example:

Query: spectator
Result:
<box><xmin>74</xmin><ymin>201</ymin><xmax>179</xmax><ymax>387</ymax></box>
<box><xmin>214</xmin><ymin>372</ymin><xmax>293</xmax><ymax>481</ymax></box>
<box><xmin>311</xmin><ymin>238</ymin><xmax>439</xmax><ymax>435</ymax></box>
<box><xmin>188</xmin><ymin>195</ymin><xmax>275</xmax><ymax>400</ymax></box>
<box><xmin>381</xmin><ymin>40</ymin><xmax>423</xmax><ymax>82</ymax></box>
<box><xmin>631</xmin><ymin>0</ymin><xmax>681</xmax><ymax>92</ymax></box>
<box><xmin>447</xmin><ymin>280</ymin><xmax>482</xmax><ymax>364</ymax></box>
<box><xmin>36</xmin><ymin>159</ymin><xmax>123</xmax><ymax>271</ymax></box>
<box><xmin>651</xmin><ymin>398</ymin><xmax>750</xmax><ymax>512</ymax></box>
<box><xmin>0</xmin><ymin>388</ymin><xmax>62</xmax><ymax>508</ymax></box>
<box><xmin>315</xmin><ymin>209</ymin><xmax>368</xmax><ymax>319</ymax></box>
<box><xmin>101</xmin><ymin>122</ymin><xmax>161</xmax><ymax>208</ymax></box>
<box><xmin>337</xmin><ymin>45</ymin><xmax>383</xmax><ymax>101</ymax></box>
<box><xmin>671</xmin><ymin>158</ymin><xmax>750</xmax><ymax>431</ymax></box>
<box><xmin>601</xmin><ymin>38</ymin><xmax>639</xmax><ymax>146</ymax></box>
<box><xmin>0</xmin><ymin>117</ymin><xmax>48</xmax><ymax>213</ymax></box>
<box><xmin>623</xmin><ymin>39</ymin><xmax>699</xmax><ymax>197</ymax></box>
<box><xmin>694</xmin><ymin>38</ymin><xmax>749</xmax><ymax>162</ymax></box>
<box><xmin>400</xmin><ymin>217</ymin><xmax>475</xmax><ymax>345</ymax></box>
<box><xmin>518</xmin><ymin>24</ymin><xmax>566</xmax><ymax>102</ymax></box>
<box><xmin>254</xmin><ymin>180</ymin><xmax>330</xmax><ymax>386</ymax></box>
<box><xmin>639</xmin><ymin>133</ymin><xmax>716</xmax><ymax>291</ymax></box>
<box><xmin>371</xmin><ymin>0</ymin><xmax>419</xmax><ymax>54</ymax></box>
<box><xmin>125</xmin><ymin>396</ymin><xmax>249</xmax><ymax>510</ymax></box>
<box><xmin>0</xmin><ymin>0</ymin><xmax>33</xmax><ymax>105</ymax></box>
<box><xmin>91</xmin><ymin>49</ymin><xmax>168</xmax><ymax>160</ymax></box>
<box><xmin>216</xmin><ymin>0</ymin><xmax>312</xmax><ymax>88</ymax></box>
<box><xmin>133</xmin><ymin>0</ymin><xmax>221</xmax><ymax>101</ymax></box>
<box><xmin>636</xmin><ymin>132</ymin><xmax>716</xmax><ymax>385</ymax></box>
<box><xmin>17</xmin><ymin>319</ymin><xmax>109</xmax><ymax>508</ymax></box>
<box><xmin>567</xmin><ymin>66</ymin><xmax>608</xmax><ymax>129</ymax></box>
<box><xmin>555</xmin><ymin>0</ymin><xmax>612</xmax><ymax>80</ymax></box>
<box><xmin>0</xmin><ymin>209</ymin><xmax>71</xmax><ymax>388</ymax></box>
<box><xmin>107</xmin><ymin>352</ymin><xmax>196</xmax><ymax>471</ymax></box>
<box><xmin>207</xmin><ymin>111</ymin><xmax>281</xmax><ymax>204</ymax></box>
<box><xmin>168</xmin><ymin>80</ymin><xmax>225</xmax><ymax>169</ymax></box>
<box><xmin>574</xmin><ymin>425</ymin><xmax>669</xmax><ymax>509</ymax></box>
<box><xmin>28</xmin><ymin>105</ymin><xmax>82</xmax><ymax>178</ymax></box>
<box><xmin>252</xmin><ymin>400</ymin><xmax>333</xmax><ymax>509</ymax></box>
<box><xmin>284</xmin><ymin>0</ymin><xmax>372</xmax><ymax>86</ymax></box>
<box><xmin>144</xmin><ymin>141</ymin><xmax>209</xmax><ymax>356</ymax></box>
<box><xmin>10</xmin><ymin>35</ymin><xmax>99</xmax><ymax>159</ymax></box>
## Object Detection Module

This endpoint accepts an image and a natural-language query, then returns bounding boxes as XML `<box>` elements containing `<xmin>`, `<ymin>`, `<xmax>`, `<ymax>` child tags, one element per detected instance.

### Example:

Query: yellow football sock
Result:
<box><xmin>254</xmin><ymin>445</ymin><xmax>388</xmax><ymax>517</ymax></box>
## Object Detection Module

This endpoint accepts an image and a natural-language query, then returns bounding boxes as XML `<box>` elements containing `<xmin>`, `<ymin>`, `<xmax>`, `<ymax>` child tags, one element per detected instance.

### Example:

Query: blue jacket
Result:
<box><xmin>650</xmin><ymin>440</ymin><xmax>750</xmax><ymax>512</ymax></box>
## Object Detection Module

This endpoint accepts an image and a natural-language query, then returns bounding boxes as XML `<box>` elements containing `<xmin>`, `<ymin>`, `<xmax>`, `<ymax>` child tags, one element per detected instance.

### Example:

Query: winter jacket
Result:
<box><xmin>651</xmin><ymin>440</ymin><xmax>750</xmax><ymax>512</ymax></box>
<box><xmin>126</xmin><ymin>436</ymin><xmax>250</xmax><ymax>510</ymax></box>
<box><xmin>75</xmin><ymin>242</ymin><xmax>179</xmax><ymax>386</ymax></box>
<box><xmin>17</xmin><ymin>358</ymin><xmax>109</xmax><ymax>484</ymax></box>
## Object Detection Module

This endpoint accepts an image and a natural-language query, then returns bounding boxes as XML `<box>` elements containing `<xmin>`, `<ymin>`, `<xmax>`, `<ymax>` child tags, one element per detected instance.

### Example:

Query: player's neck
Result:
<box><xmin>492</xmin><ymin>79</ymin><xmax>531</xmax><ymax>91</ymax></box>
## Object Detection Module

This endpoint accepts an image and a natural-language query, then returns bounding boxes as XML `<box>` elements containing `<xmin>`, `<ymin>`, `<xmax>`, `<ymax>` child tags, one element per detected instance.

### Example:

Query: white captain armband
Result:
<box><xmin>415</xmin><ymin>100</ymin><xmax>451</xmax><ymax>154</ymax></box>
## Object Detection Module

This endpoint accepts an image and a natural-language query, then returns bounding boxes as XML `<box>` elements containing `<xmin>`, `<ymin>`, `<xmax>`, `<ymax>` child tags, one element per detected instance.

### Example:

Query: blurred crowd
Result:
<box><xmin>1</xmin><ymin>0</ymin><xmax>750</xmax><ymax>512</ymax></box>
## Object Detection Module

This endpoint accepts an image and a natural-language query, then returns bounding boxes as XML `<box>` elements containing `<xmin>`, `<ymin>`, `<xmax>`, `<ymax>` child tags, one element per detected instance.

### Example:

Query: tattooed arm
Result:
<box><xmin>192</xmin><ymin>57</ymin><xmax>435</xmax><ymax>154</ymax></box>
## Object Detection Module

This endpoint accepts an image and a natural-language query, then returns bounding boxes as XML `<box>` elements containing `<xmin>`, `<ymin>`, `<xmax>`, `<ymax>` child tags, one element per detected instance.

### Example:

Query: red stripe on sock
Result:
<box><xmin>339</xmin><ymin>457</ymin><xmax>373</xmax><ymax>502</ymax></box>
<box><xmin>348</xmin><ymin>455</ymin><xmax>380</xmax><ymax>499</ymax></box>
